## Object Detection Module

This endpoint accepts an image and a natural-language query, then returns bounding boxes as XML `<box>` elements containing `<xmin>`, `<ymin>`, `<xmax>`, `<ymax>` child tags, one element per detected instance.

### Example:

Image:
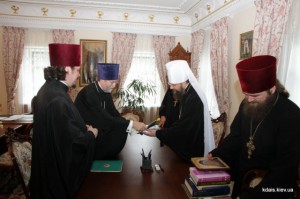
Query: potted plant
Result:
<box><xmin>113</xmin><ymin>79</ymin><xmax>156</xmax><ymax>121</ymax></box>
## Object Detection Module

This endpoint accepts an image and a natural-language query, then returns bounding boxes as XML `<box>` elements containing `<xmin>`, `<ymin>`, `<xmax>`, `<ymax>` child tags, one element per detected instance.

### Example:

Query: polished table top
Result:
<box><xmin>76</xmin><ymin>134</ymin><xmax>193</xmax><ymax>199</ymax></box>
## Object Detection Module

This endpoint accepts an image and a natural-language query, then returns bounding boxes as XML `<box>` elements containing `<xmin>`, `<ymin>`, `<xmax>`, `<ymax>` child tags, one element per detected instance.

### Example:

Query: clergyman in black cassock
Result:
<box><xmin>30</xmin><ymin>44</ymin><xmax>98</xmax><ymax>199</ymax></box>
<box><xmin>209</xmin><ymin>55</ymin><xmax>300</xmax><ymax>199</ymax></box>
<box><xmin>75</xmin><ymin>63</ymin><xmax>146</xmax><ymax>160</ymax></box>
<box><xmin>144</xmin><ymin>60</ymin><xmax>215</xmax><ymax>162</ymax></box>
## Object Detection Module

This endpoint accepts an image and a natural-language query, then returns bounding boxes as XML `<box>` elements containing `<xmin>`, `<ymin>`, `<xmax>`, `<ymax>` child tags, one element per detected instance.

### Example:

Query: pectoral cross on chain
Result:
<box><xmin>246</xmin><ymin>136</ymin><xmax>255</xmax><ymax>159</ymax></box>
<box><xmin>173</xmin><ymin>100</ymin><xmax>178</xmax><ymax>107</ymax></box>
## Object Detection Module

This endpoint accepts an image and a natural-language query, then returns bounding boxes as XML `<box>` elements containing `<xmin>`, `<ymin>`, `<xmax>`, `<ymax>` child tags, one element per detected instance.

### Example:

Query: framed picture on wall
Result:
<box><xmin>80</xmin><ymin>39</ymin><xmax>107</xmax><ymax>87</ymax></box>
<box><xmin>240</xmin><ymin>30</ymin><xmax>253</xmax><ymax>59</ymax></box>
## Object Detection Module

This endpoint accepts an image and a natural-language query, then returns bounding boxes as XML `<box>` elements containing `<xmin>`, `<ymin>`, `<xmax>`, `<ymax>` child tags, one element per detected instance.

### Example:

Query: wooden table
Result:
<box><xmin>76</xmin><ymin>134</ymin><xmax>193</xmax><ymax>199</ymax></box>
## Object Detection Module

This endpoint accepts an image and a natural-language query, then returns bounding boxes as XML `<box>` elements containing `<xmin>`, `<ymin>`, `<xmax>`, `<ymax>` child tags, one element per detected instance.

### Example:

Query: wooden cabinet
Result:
<box><xmin>168</xmin><ymin>42</ymin><xmax>191</xmax><ymax>66</ymax></box>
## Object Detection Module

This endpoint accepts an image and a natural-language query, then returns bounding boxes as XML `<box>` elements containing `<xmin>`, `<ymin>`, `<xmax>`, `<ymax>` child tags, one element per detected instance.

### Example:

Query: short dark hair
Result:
<box><xmin>275</xmin><ymin>79</ymin><xmax>289</xmax><ymax>98</ymax></box>
<box><xmin>44</xmin><ymin>66</ymin><xmax>67</xmax><ymax>81</ymax></box>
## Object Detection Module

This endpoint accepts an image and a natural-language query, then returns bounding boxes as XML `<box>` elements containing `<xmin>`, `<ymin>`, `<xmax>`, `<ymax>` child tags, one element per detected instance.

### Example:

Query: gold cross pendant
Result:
<box><xmin>246</xmin><ymin>136</ymin><xmax>255</xmax><ymax>159</ymax></box>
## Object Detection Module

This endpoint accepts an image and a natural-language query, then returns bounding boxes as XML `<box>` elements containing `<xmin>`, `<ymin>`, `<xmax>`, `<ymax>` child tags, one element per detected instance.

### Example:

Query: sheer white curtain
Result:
<box><xmin>124</xmin><ymin>35</ymin><xmax>162</xmax><ymax>123</ymax></box>
<box><xmin>277</xmin><ymin>0</ymin><xmax>300</xmax><ymax>107</ymax></box>
<box><xmin>198</xmin><ymin>30</ymin><xmax>220</xmax><ymax>119</ymax></box>
<box><xmin>17</xmin><ymin>29</ymin><xmax>52</xmax><ymax>113</ymax></box>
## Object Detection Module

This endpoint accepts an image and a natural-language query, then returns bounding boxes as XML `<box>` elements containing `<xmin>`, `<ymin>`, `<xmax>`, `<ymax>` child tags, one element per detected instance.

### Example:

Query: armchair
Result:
<box><xmin>6</xmin><ymin>127</ymin><xmax>32</xmax><ymax>199</ymax></box>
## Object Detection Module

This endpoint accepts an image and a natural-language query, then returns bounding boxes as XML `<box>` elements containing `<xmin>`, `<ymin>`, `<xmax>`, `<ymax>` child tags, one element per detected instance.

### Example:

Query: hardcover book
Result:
<box><xmin>194</xmin><ymin>181</ymin><xmax>232</xmax><ymax>190</ymax></box>
<box><xmin>191</xmin><ymin>157</ymin><xmax>230</xmax><ymax>170</ymax></box>
<box><xmin>90</xmin><ymin>160</ymin><xmax>123</xmax><ymax>172</ymax></box>
<box><xmin>184</xmin><ymin>176</ymin><xmax>231</xmax><ymax>197</ymax></box>
<box><xmin>189</xmin><ymin>167</ymin><xmax>230</xmax><ymax>185</ymax></box>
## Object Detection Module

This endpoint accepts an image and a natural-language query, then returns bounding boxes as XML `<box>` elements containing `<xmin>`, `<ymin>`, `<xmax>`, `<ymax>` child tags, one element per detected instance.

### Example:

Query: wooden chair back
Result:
<box><xmin>211</xmin><ymin>112</ymin><xmax>227</xmax><ymax>147</ymax></box>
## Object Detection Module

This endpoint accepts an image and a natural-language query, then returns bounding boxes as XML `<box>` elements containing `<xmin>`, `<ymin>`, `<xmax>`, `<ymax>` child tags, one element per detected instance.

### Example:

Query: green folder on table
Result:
<box><xmin>90</xmin><ymin>160</ymin><xmax>123</xmax><ymax>172</ymax></box>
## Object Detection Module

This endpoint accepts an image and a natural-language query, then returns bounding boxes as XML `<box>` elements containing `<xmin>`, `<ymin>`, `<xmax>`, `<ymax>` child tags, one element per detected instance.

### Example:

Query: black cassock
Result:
<box><xmin>75</xmin><ymin>82</ymin><xmax>129</xmax><ymax>160</ymax></box>
<box><xmin>159</xmin><ymin>88</ymin><xmax>180</xmax><ymax>128</ymax></box>
<box><xmin>30</xmin><ymin>80</ymin><xmax>96</xmax><ymax>199</ymax></box>
<box><xmin>156</xmin><ymin>85</ymin><xmax>205</xmax><ymax>162</ymax></box>
<box><xmin>210</xmin><ymin>94</ymin><xmax>300</xmax><ymax>199</ymax></box>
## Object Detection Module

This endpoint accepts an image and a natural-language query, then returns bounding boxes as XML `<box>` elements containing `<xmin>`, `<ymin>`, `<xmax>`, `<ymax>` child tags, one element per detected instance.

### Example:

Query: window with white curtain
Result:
<box><xmin>124</xmin><ymin>35</ymin><xmax>162</xmax><ymax>107</ymax></box>
<box><xmin>123</xmin><ymin>35</ymin><xmax>162</xmax><ymax>123</ymax></box>
<box><xmin>18</xmin><ymin>29</ymin><xmax>52</xmax><ymax>113</ymax></box>
<box><xmin>277</xmin><ymin>0</ymin><xmax>300</xmax><ymax>107</ymax></box>
<box><xmin>198</xmin><ymin>30</ymin><xmax>220</xmax><ymax>119</ymax></box>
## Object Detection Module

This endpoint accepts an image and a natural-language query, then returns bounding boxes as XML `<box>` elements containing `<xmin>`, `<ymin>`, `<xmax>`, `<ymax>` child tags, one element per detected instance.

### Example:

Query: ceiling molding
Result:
<box><xmin>192</xmin><ymin>0</ymin><xmax>254</xmax><ymax>31</ymax></box>
<box><xmin>0</xmin><ymin>14</ymin><xmax>192</xmax><ymax>36</ymax></box>
<box><xmin>0</xmin><ymin>0</ymin><xmax>254</xmax><ymax>35</ymax></box>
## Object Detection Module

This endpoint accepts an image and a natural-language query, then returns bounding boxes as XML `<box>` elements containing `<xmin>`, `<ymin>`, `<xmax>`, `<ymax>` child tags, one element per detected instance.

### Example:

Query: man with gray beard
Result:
<box><xmin>75</xmin><ymin>63</ymin><xmax>146</xmax><ymax>160</ymax></box>
<box><xmin>208</xmin><ymin>55</ymin><xmax>300</xmax><ymax>199</ymax></box>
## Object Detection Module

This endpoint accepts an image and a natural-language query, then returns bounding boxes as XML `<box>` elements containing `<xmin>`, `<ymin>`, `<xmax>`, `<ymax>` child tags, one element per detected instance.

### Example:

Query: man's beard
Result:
<box><xmin>242</xmin><ymin>92</ymin><xmax>278</xmax><ymax>123</ymax></box>
<box><xmin>172</xmin><ymin>90</ymin><xmax>183</xmax><ymax>100</ymax></box>
<box><xmin>172</xmin><ymin>85</ymin><xmax>186</xmax><ymax>101</ymax></box>
<box><xmin>104</xmin><ymin>88</ymin><xmax>113</xmax><ymax>93</ymax></box>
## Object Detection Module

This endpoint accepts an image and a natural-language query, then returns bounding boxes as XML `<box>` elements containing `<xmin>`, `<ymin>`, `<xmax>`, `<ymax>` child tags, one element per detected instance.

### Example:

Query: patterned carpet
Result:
<box><xmin>0</xmin><ymin>169</ymin><xmax>25</xmax><ymax>199</ymax></box>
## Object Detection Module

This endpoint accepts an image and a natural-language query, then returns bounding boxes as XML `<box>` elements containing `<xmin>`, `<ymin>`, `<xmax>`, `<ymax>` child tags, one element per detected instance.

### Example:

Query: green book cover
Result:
<box><xmin>90</xmin><ymin>160</ymin><xmax>123</xmax><ymax>172</ymax></box>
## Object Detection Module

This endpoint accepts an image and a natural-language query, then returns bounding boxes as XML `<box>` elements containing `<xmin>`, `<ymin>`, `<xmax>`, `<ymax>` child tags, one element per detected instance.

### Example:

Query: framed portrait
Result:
<box><xmin>80</xmin><ymin>39</ymin><xmax>107</xmax><ymax>87</ymax></box>
<box><xmin>240</xmin><ymin>30</ymin><xmax>254</xmax><ymax>59</ymax></box>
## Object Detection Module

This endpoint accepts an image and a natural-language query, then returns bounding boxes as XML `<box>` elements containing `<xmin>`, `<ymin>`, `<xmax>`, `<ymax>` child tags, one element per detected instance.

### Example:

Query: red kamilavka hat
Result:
<box><xmin>49</xmin><ymin>43</ymin><xmax>81</xmax><ymax>67</ymax></box>
<box><xmin>236</xmin><ymin>55</ymin><xmax>276</xmax><ymax>94</ymax></box>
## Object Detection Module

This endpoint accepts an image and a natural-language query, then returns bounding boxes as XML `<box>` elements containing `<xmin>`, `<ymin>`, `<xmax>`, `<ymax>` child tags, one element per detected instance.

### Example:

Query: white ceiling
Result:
<box><xmin>0</xmin><ymin>0</ymin><xmax>254</xmax><ymax>35</ymax></box>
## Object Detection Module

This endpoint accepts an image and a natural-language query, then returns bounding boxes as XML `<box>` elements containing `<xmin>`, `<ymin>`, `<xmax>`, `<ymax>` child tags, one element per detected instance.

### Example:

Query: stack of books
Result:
<box><xmin>182</xmin><ymin>157</ymin><xmax>232</xmax><ymax>198</ymax></box>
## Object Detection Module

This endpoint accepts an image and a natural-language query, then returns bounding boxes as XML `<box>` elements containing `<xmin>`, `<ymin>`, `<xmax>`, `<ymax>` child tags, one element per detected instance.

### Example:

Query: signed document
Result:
<box><xmin>191</xmin><ymin>157</ymin><xmax>230</xmax><ymax>170</ymax></box>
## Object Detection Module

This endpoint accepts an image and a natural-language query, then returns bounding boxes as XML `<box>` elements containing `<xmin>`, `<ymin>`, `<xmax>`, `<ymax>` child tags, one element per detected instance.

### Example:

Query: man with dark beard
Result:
<box><xmin>207</xmin><ymin>55</ymin><xmax>300</xmax><ymax>199</ymax></box>
<box><xmin>144</xmin><ymin>60</ymin><xmax>215</xmax><ymax>162</ymax></box>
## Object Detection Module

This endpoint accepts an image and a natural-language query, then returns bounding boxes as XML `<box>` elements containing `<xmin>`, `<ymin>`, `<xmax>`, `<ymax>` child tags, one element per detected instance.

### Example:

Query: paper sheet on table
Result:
<box><xmin>129</xmin><ymin>125</ymin><xmax>162</xmax><ymax>136</ymax></box>
<box><xmin>20</xmin><ymin>114</ymin><xmax>33</xmax><ymax>120</ymax></box>
<box><xmin>1</xmin><ymin>115</ymin><xmax>23</xmax><ymax>121</ymax></box>
<box><xmin>1</xmin><ymin>114</ymin><xmax>33</xmax><ymax>121</ymax></box>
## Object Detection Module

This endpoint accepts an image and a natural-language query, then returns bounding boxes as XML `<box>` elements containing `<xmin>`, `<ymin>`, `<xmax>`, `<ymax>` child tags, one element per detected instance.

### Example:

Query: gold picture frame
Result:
<box><xmin>240</xmin><ymin>30</ymin><xmax>253</xmax><ymax>59</ymax></box>
<box><xmin>191</xmin><ymin>157</ymin><xmax>230</xmax><ymax>170</ymax></box>
<box><xmin>80</xmin><ymin>39</ymin><xmax>107</xmax><ymax>87</ymax></box>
